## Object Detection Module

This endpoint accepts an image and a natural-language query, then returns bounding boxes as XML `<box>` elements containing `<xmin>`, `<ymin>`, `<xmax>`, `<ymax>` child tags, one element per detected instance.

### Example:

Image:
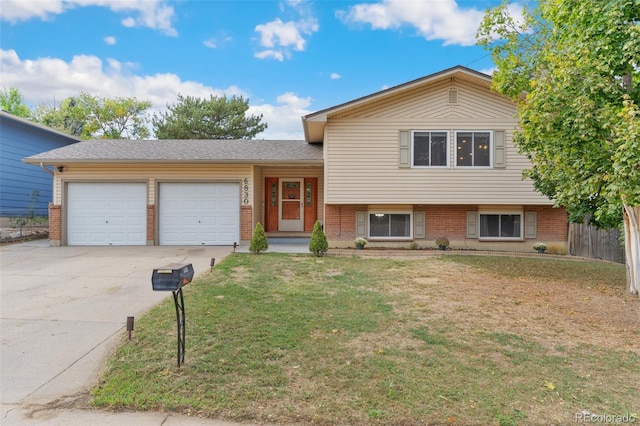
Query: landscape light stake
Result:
<box><xmin>126</xmin><ymin>316</ymin><xmax>134</xmax><ymax>340</ymax></box>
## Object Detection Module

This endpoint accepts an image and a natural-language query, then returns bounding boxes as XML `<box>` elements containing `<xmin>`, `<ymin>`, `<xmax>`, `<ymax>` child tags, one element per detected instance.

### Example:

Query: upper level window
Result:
<box><xmin>413</xmin><ymin>131</ymin><xmax>448</xmax><ymax>167</ymax></box>
<box><xmin>456</xmin><ymin>131</ymin><xmax>491</xmax><ymax>167</ymax></box>
<box><xmin>369</xmin><ymin>213</ymin><xmax>411</xmax><ymax>238</ymax></box>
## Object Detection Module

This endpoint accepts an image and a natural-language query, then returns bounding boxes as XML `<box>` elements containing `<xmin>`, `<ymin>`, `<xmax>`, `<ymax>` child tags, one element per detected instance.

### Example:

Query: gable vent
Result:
<box><xmin>448</xmin><ymin>88</ymin><xmax>458</xmax><ymax>104</ymax></box>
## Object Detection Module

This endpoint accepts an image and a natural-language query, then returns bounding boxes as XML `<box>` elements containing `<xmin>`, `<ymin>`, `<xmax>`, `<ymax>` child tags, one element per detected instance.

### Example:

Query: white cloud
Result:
<box><xmin>250</xmin><ymin>92</ymin><xmax>311</xmax><ymax>140</ymax></box>
<box><xmin>0</xmin><ymin>49</ymin><xmax>243</xmax><ymax>113</ymax></box>
<box><xmin>330</xmin><ymin>73</ymin><xmax>341</xmax><ymax>80</ymax></box>
<box><xmin>0</xmin><ymin>49</ymin><xmax>307</xmax><ymax>139</ymax></box>
<box><xmin>0</xmin><ymin>0</ymin><xmax>64</xmax><ymax>21</ymax></box>
<box><xmin>337</xmin><ymin>0</ymin><xmax>490</xmax><ymax>46</ymax></box>
<box><xmin>104</xmin><ymin>36</ymin><xmax>116</xmax><ymax>45</ymax></box>
<box><xmin>254</xmin><ymin>17</ymin><xmax>318</xmax><ymax>60</ymax></box>
<box><xmin>479</xmin><ymin>67</ymin><xmax>496</xmax><ymax>76</ymax></box>
<box><xmin>121</xmin><ymin>16</ymin><xmax>136</xmax><ymax>28</ymax></box>
<box><xmin>255</xmin><ymin>49</ymin><xmax>285</xmax><ymax>61</ymax></box>
<box><xmin>0</xmin><ymin>0</ymin><xmax>177</xmax><ymax>36</ymax></box>
<box><xmin>203</xmin><ymin>36</ymin><xmax>232</xmax><ymax>49</ymax></box>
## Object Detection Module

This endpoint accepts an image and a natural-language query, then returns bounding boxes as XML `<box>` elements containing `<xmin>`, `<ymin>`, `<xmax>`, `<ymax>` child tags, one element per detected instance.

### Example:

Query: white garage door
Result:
<box><xmin>67</xmin><ymin>182</ymin><xmax>147</xmax><ymax>245</ymax></box>
<box><xmin>159</xmin><ymin>183</ymin><xmax>240</xmax><ymax>245</ymax></box>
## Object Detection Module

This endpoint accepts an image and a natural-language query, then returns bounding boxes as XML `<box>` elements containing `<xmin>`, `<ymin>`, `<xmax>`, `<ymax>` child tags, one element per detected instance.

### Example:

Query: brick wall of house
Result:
<box><xmin>48</xmin><ymin>204</ymin><xmax>61</xmax><ymax>246</ymax></box>
<box><xmin>324</xmin><ymin>204</ymin><xmax>568</xmax><ymax>250</ymax></box>
<box><xmin>525</xmin><ymin>205</ymin><xmax>568</xmax><ymax>241</ymax></box>
<box><xmin>147</xmin><ymin>205</ymin><xmax>155</xmax><ymax>244</ymax></box>
<box><xmin>324</xmin><ymin>205</ymin><xmax>358</xmax><ymax>240</ymax></box>
<box><xmin>420</xmin><ymin>205</ymin><xmax>469</xmax><ymax>240</ymax></box>
<box><xmin>241</xmin><ymin>205</ymin><xmax>253</xmax><ymax>241</ymax></box>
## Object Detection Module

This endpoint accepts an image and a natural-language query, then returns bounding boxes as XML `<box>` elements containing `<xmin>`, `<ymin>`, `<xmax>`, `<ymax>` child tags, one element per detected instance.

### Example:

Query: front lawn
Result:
<box><xmin>92</xmin><ymin>254</ymin><xmax>639</xmax><ymax>425</ymax></box>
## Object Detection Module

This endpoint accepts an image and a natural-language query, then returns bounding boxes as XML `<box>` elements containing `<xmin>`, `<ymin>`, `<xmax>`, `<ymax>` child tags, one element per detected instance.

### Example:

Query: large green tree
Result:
<box><xmin>152</xmin><ymin>94</ymin><xmax>267</xmax><ymax>139</ymax></box>
<box><xmin>478</xmin><ymin>0</ymin><xmax>640</xmax><ymax>295</ymax></box>
<box><xmin>33</xmin><ymin>93</ymin><xmax>151</xmax><ymax>139</ymax></box>
<box><xmin>1</xmin><ymin>87</ymin><xmax>31</xmax><ymax>118</ymax></box>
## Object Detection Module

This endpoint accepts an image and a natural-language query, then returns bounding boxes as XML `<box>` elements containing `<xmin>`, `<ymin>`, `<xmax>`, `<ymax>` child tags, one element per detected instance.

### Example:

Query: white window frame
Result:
<box><xmin>455</xmin><ymin>130</ymin><xmax>493</xmax><ymax>168</ymax></box>
<box><xmin>478</xmin><ymin>210</ymin><xmax>524</xmax><ymax>241</ymax></box>
<box><xmin>411</xmin><ymin>130</ymin><xmax>449</xmax><ymax>168</ymax></box>
<box><xmin>368</xmin><ymin>211</ymin><xmax>413</xmax><ymax>240</ymax></box>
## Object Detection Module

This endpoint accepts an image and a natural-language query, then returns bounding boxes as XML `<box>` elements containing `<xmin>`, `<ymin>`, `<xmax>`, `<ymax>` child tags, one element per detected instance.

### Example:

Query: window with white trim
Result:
<box><xmin>479</xmin><ymin>213</ymin><xmax>522</xmax><ymax>239</ymax></box>
<box><xmin>456</xmin><ymin>131</ymin><xmax>492</xmax><ymax>167</ymax></box>
<box><xmin>412</xmin><ymin>131</ymin><xmax>448</xmax><ymax>167</ymax></box>
<box><xmin>369</xmin><ymin>213</ymin><xmax>412</xmax><ymax>238</ymax></box>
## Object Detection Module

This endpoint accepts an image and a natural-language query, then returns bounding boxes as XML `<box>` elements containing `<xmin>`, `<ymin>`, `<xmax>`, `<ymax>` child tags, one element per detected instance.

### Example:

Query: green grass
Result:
<box><xmin>92</xmin><ymin>254</ymin><xmax>638</xmax><ymax>425</ymax></box>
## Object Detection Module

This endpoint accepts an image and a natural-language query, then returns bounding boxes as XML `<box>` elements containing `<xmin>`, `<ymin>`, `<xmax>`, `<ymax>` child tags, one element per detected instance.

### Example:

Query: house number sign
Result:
<box><xmin>243</xmin><ymin>178</ymin><xmax>249</xmax><ymax>205</ymax></box>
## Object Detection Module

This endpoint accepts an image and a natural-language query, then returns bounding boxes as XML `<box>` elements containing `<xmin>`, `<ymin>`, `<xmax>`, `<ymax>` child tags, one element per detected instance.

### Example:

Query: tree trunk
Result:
<box><xmin>623</xmin><ymin>204</ymin><xmax>640</xmax><ymax>296</ymax></box>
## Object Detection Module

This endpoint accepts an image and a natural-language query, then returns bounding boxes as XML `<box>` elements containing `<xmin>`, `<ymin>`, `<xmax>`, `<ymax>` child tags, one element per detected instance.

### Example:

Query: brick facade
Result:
<box><xmin>147</xmin><ymin>205</ymin><xmax>155</xmax><ymax>244</ymax></box>
<box><xmin>524</xmin><ymin>205</ymin><xmax>569</xmax><ymax>241</ymax></box>
<box><xmin>324</xmin><ymin>204</ymin><xmax>568</xmax><ymax>251</ymax></box>
<box><xmin>241</xmin><ymin>205</ymin><xmax>253</xmax><ymax>241</ymax></box>
<box><xmin>48</xmin><ymin>204</ymin><xmax>61</xmax><ymax>246</ymax></box>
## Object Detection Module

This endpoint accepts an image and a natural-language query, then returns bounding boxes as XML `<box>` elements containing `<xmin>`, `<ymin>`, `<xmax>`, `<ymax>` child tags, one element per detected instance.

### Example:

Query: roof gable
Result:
<box><xmin>0</xmin><ymin>111</ymin><xmax>81</xmax><ymax>143</ymax></box>
<box><xmin>302</xmin><ymin>66</ymin><xmax>497</xmax><ymax>142</ymax></box>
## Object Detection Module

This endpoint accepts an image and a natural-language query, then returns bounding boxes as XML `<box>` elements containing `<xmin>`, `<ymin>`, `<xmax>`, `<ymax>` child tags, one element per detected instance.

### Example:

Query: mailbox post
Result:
<box><xmin>151</xmin><ymin>263</ymin><xmax>194</xmax><ymax>367</ymax></box>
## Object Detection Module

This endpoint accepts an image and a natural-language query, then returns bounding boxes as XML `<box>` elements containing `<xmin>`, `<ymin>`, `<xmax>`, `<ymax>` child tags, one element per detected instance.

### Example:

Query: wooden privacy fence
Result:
<box><xmin>568</xmin><ymin>223</ymin><xmax>625</xmax><ymax>263</ymax></box>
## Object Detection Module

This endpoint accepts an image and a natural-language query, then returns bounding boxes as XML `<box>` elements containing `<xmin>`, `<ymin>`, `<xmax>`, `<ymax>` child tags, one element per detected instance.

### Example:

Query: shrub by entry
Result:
<box><xmin>249</xmin><ymin>222</ymin><xmax>268</xmax><ymax>254</ymax></box>
<box><xmin>309</xmin><ymin>221</ymin><xmax>328</xmax><ymax>256</ymax></box>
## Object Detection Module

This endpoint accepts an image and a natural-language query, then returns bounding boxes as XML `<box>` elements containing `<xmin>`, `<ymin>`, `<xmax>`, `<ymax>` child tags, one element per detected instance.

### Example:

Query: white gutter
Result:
<box><xmin>39</xmin><ymin>162</ymin><xmax>55</xmax><ymax>176</ymax></box>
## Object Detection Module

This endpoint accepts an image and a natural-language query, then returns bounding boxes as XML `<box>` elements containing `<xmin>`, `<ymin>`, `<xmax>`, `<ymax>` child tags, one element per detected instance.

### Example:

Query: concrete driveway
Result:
<box><xmin>0</xmin><ymin>240</ymin><xmax>233</xmax><ymax>422</ymax></box>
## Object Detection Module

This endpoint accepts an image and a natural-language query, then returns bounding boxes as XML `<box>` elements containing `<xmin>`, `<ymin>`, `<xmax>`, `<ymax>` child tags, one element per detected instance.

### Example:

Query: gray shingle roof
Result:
<box><xmin>24</xmin><ymin>139</ymin><xmax>323</xmax><ymax>164</ymax></box>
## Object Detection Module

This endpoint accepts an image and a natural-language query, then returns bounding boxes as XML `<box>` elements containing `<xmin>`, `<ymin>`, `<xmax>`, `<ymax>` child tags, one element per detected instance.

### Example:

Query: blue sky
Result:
<box><xmin>0</xmin><ymin>0</ymin><xmax>518</xmax><ymax>139</ymax></box>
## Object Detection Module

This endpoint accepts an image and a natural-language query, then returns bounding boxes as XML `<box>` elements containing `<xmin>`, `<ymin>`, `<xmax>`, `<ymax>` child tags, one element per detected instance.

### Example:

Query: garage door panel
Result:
<box><xmin>67</xmin><ymin>183</ymin><xmax>146</xmax><ymax>246</ymax></box>
<box><xmin>159</xmin><ymin>183</ymin><xmax>239</xmax><ymax>245</ymax></box>
<box><xmin>219</xmin><ymin>216</ymin><xmax>236</xmax><ymax>226</ymax></box>
<box><xmin>200</xmin><ymin>216</ymin><xmax>218</xmax><ymax>226</ymax></box>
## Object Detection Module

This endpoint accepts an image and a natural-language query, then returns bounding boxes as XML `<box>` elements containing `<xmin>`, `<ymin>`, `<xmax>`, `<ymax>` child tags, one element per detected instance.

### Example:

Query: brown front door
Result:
<box><xmin>265</xmin><ymin>177</ymin><xmax>278</xmax><ymax>232</ymax></box>
<box><xmin>264</xmin><ymin>177</ymin><xmax>317</xmax><ymax>232</ymax></box>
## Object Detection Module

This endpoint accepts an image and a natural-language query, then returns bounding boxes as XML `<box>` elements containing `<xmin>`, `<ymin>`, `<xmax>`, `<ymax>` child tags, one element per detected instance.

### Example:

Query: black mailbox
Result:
<box><xmin>151</xmin><ymin>263</ymin><xmax>194</xmax><ymax>291</ymax></box>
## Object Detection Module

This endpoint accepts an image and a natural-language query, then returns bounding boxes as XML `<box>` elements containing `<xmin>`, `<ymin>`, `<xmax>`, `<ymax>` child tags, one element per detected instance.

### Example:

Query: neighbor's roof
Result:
<box><xmin>301</xmin><ymin>65</ymin><xmax>493</xmax><ymax>143</ymax></box>
<box><xmin>23</xmin><ymin>139</ymin><xmax>323</xmax><ymax>165</ymax></box>
<box><xmin>1</xmin><ymin>110</ymin><xmax>82</xmax><ymax>142</ymax></box>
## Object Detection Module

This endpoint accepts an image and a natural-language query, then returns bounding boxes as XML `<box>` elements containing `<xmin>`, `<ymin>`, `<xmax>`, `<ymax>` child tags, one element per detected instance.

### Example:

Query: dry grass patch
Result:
<box><xmin>92</xmin><ymin>254</ymin><xmax>639</xmax><ymax>426</ymax></box>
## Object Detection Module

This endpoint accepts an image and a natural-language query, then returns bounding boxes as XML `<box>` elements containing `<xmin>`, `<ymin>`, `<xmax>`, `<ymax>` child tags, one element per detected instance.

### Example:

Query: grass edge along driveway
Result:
<box><xmin>92</xmin><ymin>253</ymin><xmax>639</xmax><ymax>426</ymax></box>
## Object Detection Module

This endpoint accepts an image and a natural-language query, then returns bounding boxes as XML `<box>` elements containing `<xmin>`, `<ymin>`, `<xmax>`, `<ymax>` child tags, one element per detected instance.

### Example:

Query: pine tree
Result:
<box><xmin>308</xmin><ymin>220</ymin><xmax>328</xmax><ymax>256</ymax></box>
<box><xmin>249</xmin><ymin>222</ymin><xmax>268</xmax><ymax>254</ymax></box>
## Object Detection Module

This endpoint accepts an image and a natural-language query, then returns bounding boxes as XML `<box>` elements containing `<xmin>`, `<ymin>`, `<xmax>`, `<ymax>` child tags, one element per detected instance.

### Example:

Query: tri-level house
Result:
<box><xmin>24</xmin><ymin>66</ymin><xmax>568</xmax><ymax>250</ymax></box>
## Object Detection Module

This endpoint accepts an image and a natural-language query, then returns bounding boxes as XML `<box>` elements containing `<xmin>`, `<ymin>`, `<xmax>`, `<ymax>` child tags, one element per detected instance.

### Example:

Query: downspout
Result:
<box><xmin>40</xmin><ymin>162</ymin><xmax>55</xmax><ymax>176</ymax></box>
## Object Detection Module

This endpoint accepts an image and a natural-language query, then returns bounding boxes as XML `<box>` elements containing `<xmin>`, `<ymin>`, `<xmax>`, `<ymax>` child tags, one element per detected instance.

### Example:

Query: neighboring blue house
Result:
<box><xmin>0</xmin><ymin>111</ymin><xmax>80</xmax><ymax>219</ymax></box>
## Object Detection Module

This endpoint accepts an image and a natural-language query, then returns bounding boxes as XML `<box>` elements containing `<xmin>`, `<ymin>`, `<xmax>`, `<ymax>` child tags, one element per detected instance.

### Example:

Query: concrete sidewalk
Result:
<box><xmin>0</xmin><ymin>406</ymin><xmax>267</xmax><ymax>426</ymax></box>
<box><xmin>0</xmin><ymin>240</ymin><xmax>270</xmax><ymax>425</ymax></box>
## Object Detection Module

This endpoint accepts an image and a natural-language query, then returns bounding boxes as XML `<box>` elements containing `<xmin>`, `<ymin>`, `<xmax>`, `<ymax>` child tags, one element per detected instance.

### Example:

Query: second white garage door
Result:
<box><xmin>158</xmin><ymin>183</ymin><xmax>240</xmax><ymax>245</ymax></box>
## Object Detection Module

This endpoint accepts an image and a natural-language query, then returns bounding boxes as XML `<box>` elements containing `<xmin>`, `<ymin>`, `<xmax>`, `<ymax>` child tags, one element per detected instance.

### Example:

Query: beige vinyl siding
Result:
<box><xmin>53</xmin><ymin>164</ymin><xmax>253</xmax><ymax>205</ymax></box>
<box><xmin>324</xmin><ymin>80</ymin><xmax>549</xmax><ymax>205</ymax></box>
<box><xmin>334</xmin><ymin>80</ymin><xmax>516</xmax><ymax>120</ymax></box>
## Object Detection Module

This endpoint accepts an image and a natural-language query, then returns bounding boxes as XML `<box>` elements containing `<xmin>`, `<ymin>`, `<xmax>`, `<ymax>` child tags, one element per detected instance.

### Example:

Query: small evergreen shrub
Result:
<box><xmin>309</xmin><ymin>220</ymin><xmax>329</xmax><ymax>256</ymax></box>
<box><xmin>249</xmin><ymin>222</ymin><xmax>268</xmax><ymax>254</ymax></box>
